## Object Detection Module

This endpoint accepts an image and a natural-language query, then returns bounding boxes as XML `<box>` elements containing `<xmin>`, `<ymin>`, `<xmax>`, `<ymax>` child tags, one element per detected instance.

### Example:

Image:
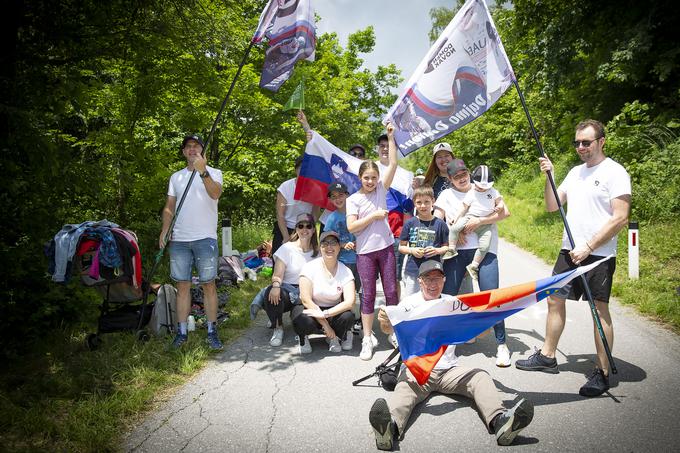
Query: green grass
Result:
<box><xmin>0</xmin><ymin>279</ymin><xmax>266</xmax><ymax>452</ymax></box>
<box><xmin>497</xmin><ymin>176</ymin><xmax>680</xmax><ymax>332</ymax></box>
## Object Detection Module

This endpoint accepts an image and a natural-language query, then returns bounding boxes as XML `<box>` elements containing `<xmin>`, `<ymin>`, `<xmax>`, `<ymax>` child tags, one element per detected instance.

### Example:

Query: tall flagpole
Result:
<box><xmin>512</xmin><ymin>78</ymin><xmax>617</xmax><ymax>374</ymax></box>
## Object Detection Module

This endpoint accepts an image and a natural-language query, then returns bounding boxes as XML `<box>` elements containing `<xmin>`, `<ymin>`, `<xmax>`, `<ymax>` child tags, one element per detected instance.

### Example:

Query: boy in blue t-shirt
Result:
<box><xmin>323</xmin><ymin>182</ymin><xmax>361</xmax><ymax>297</ymax></box>
<box><xmin>398</xmin><ymin>186</ymin><xmax>449</xmax><ymax>297</ymax></box>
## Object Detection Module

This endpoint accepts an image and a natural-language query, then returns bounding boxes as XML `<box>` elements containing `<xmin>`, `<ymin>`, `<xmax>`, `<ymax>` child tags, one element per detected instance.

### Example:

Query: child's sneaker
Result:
<box><xmin>466</xmin><ymin>263</ymin><xmax>479</xmax><ymax>281</ymax></box>
<box><xmin>360</xmin><ymin>336</ymin><xmax>374</xmax><ymax>360</ymax></box>
<box><xmin>442</xmin><ymin>247</ymin><xmax>458</xmax><ymax>260</ymax></box>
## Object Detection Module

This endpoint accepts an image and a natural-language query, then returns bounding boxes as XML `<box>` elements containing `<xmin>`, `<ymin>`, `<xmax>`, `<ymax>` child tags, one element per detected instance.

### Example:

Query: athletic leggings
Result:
<box><xmin>357</xmin><ymin>244</ymin><xmax>399</xmax><ymax>314</ymax></box>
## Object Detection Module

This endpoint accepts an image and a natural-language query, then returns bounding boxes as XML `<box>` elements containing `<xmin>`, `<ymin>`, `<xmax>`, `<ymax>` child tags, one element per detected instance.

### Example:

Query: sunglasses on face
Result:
<box><xmin>296</xmin><ymin>222</ymin><xmax>314</xmax><ymax>230</ymax></box>
<box><xmin>572</xmin><ymin>137</ymin><xmax>601</xmax><ymax>148</ymax></box>
<box><xmin>349</xmin><ymin>150</ymin><xmax>365</xmax><ymax>158</ymax></box>
<box><xmin>320</xmin><ymin>239</ymin><xmax>339</xmax><ymax>247</ymax></box>
<box><xmin>421</xmin><ymin>276</ymin><xmax>445</xmax><ymax>284</ymax></box>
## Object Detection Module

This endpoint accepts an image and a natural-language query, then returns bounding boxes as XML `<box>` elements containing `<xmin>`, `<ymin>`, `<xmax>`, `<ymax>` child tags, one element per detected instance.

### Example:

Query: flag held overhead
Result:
<box><xmin>255</xmin><ymin>0</ymin><xmax>316</xmax><ymax>92</ymax></box>
<box><xmin>384</xmin><ymin>0</ymin><xmax>515</xmax><ymax>157</ymax></box>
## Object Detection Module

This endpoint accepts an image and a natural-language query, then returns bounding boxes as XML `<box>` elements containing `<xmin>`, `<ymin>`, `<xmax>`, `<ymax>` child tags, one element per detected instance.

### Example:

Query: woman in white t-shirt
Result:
<box><xmin>434</xmin><ymin>159</ymin><xmax>513</xmax><ymax>368</ymax></box>
<box><xmin>291</xmin><ymin>231</ymin><xmax>356</xmax><ymax>354</ymax></box>
<box><xmin>261</xmin><ymin>213</ymin><xmax>319</xmax><ymax>347</ymax></box>
<box><xmin>347</xmin><ymin>123</ymin><xmax>399</xmax><ymax>361</ymax></box>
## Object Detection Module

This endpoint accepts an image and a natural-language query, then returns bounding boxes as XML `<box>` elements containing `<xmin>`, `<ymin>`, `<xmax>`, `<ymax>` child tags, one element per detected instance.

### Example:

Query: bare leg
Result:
<box><xmin>202</xmin><ymin>280</ymin><xmax>218</xmax><ymax>323</ymax></box>
<box><xmin>176</xmin><ymin>281</ymin><xmax>192</xmax><ymax>324</ymax></box>
<box><xmin>593</xmin><ymin>300</ymin><xmax>614</xmax><ymax>375</ymax></box>
<box><xmin>362</xmin><ymin>312</ymin><xmax>375</xmax><ymax>338</ymax></box>
<box><xmin>541</xmin><ymin>295</ymin><xmax>567</xmax><ymax>358</ymax></box>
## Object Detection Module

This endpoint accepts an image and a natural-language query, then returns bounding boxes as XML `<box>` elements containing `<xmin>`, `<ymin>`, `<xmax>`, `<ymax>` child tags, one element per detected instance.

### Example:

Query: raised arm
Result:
<box><xmin>381</xmin><ymin>122</ymin><xmax>399</xmax><ymax>190</ymax></box>
<box><xmin>297</xmin><ymin>110</ymin><xmax>313</xmax><ymax>142</ymax></box>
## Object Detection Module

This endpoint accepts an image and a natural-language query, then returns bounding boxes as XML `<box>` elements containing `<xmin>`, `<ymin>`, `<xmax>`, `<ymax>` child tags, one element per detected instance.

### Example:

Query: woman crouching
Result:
<box><xmin>292</xmin><ymin>231</ymin><xmax>356</xmax><ymax>354</ymax></box>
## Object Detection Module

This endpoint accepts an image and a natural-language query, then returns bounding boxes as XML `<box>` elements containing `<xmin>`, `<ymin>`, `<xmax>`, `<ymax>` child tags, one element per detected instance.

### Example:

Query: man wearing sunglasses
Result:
<box><xmin>515</xmin><ymin>119</ymin><xmax>631</xmax><ymax>397</ymax></box>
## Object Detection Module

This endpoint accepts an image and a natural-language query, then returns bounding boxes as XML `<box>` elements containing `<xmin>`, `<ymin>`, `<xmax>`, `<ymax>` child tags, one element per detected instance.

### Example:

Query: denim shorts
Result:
<box><xmin>168</xmin><ymin>238</ymin><xmax>218</xmax><ymax>282</ymax></box>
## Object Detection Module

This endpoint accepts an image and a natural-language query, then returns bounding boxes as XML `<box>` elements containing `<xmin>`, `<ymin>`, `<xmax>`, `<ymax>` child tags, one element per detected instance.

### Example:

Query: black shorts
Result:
<box><xmin>552</xmin><ymin>249</ymin><xmax>616</xmax><ymax>303</ymax></box>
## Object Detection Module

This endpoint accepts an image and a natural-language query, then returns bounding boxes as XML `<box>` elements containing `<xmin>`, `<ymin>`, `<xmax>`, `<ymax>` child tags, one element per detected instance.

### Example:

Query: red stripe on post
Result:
<box><xmin>632</xmin><ymin>232</ymin><xmax>636</xmax><ymax>247</ymax></box>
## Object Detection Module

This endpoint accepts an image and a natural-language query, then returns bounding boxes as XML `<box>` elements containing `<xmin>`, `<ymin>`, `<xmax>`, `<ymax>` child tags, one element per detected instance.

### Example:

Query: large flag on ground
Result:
<box><xmin>384</xmin><ymin>0</ymin><xmax>515</xmax><ymax>157</ymax></box>
<box><xmin>385</xmin><ymin>257</ymin><xmax>609</xmax><ymax>384</ymax></box>
<box><xmin>295</xmin><ymin>132</ymin><xmax>413</xmax><ymax>211</ymax></box>
<box><xmin>255</xmin><ymin>0</ymin><xmax>316</xmax><ymax>92</ymax></box>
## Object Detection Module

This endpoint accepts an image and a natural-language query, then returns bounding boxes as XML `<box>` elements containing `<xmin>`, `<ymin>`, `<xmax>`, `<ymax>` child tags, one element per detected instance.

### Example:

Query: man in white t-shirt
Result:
<box><xmin>515</xmin><ymin>119</ymin><xmax>632</xmax><ymax>398</ymax></box>
<box><xmin>160</xmin><ymin>135</ymin><xmax>224</xmax><ymax>350</ymax></box>
<box><xmin>369</xmin><ymin>260</ymin><xmax>534</xmax><ymax>450</ymax></box>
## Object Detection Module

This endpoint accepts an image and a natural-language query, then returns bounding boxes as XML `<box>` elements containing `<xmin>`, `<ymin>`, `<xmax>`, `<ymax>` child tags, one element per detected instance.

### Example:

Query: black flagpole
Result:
<box><xmin>512</xmin><ymin>78</ymin><xmax>617</xmax><ymax>374</ymax></box>
<box><xmin>140</xmin><ymin>39</ymin><xmax>257</xmax><ymax>321</ymax></box>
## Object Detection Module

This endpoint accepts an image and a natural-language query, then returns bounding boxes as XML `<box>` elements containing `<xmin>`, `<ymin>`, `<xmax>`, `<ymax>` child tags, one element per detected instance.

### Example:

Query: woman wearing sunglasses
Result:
<box><xmin>291</xmin><ymin>231</ymin><xmax>356</xmax><ymax>354</ymax></box>
<box><xmin>252</xmin><ymin>213</ymin><xmax>319</xmax><ymax>347</ymax></box>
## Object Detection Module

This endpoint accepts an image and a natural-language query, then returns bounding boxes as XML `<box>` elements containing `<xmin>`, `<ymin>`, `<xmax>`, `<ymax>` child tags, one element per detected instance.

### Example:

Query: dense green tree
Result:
<box><xmin>0</xmin><ymin>0</ymin><xmax>399</xmax><ymax>353</ymax></box>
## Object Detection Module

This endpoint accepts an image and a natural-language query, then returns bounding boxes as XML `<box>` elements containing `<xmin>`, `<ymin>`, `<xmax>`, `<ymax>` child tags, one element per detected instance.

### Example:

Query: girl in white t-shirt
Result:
<box><xmin>292</xmin><ymin>231</ymin><xmax>356</xmax><ymax>354</ymax></box>
<box><xmin>264</xmin><ymin>213</ymin><xmax>319</xmax><ymax>348</ymax></box>
<box><xmin>346</xmin><ymin>123</ymin><xmax>399</xmax><ymax>361</ymax></box>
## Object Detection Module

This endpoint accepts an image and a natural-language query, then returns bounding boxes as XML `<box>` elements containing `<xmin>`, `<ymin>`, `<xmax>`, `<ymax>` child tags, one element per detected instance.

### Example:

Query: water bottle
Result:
<box><xmin>187</xmin><ymin>315</ymin><xmax>196</xmax><ymax>332</ymax></box>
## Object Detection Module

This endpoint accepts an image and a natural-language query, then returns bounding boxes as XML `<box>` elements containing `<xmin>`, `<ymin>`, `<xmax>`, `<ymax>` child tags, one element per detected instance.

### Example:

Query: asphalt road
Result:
<box><xmin>124</xmin><ymin>239</ymin><xmax>680</xmax><ymax>452</ymax></box>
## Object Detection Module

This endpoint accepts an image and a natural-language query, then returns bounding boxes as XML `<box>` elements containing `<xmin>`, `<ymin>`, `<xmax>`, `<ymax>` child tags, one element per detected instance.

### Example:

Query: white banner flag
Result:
<box><xmin>385</xmin><ymin>0</ymin><xmax>515</xmax><ymax>157</ymax></box>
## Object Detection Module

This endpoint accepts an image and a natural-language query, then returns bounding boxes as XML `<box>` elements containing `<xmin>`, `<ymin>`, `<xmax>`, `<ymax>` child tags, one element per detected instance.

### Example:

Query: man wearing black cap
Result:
<box><xmin>160</xmin><ymin>135</ymin><xmax>224</xmax><ymax>350</ymax></box>
<box><xmin>369</xmin><ymin>260</ymin><xmax>534</xmax><ymax>450</ymax></box>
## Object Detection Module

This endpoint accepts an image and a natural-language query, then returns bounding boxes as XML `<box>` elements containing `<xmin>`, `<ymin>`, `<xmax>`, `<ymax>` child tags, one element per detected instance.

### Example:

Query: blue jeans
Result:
<box><xmin>250</xmin><ymin>283</ymin><xmax>300</xmax><ymax>320</ymax></box>
<box><xmin>169</xmin><ymin>238</ymin><xmax>218</xmax><ymax>283</ymax></box>
<box><xmin>442</xmin><ymin>249</ymin><xmax>506</xmax><ymax>344</ymax></box>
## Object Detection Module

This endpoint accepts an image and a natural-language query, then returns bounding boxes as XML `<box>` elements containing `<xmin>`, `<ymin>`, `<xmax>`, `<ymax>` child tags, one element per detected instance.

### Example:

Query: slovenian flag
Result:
<box><xmin>385</xmin><ymin>257</ymin><xmax>610</xmax><ymax>385</ymax></box>
<box><xmin>295</xmin><ymin>131</ymin><xmax>413</xmax><ymax>212</ymax></box>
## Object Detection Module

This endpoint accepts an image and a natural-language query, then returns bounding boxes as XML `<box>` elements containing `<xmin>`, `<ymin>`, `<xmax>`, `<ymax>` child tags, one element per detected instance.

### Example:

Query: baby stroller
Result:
<box><xmin>47</xmin><ymin>221</ymin><xmax>154</xmax><ymax>350</ymax></box>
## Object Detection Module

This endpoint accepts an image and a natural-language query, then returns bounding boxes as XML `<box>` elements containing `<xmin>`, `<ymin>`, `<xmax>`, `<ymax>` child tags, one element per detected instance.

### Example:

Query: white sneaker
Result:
<box><xmin>360</xmin><ymin>336</ymin><xmax>374</xmax><ymax>361</ymax></box>
<box><xmin>269</xmin><ymin>327</ymin><xmax>284</xmax><ymax>347</ymax></box>
<box><xmin>296</xmin><ymin>335</ymin><xmax>312</xmax><ymax>354</ymax></box>
<box><xmin>341</xmin><ymin>332</ymin><xmax>354</xmax><ymax>351</ymax></box>
<box><xmin>328</xmin><ymin>337</ymin><xmax>342</xmax><ymax>353</ymax></box>
<box><xmin>371</xmin><ymin>333</ymin><xmax>379</xmax><ymax>348</ymax></box>
<box><xmin>387</xmin><ymin>333</ymin><xmax>399</xmax><ymax>349</ymax></box>
<box><xmin>496</xmin><ymin>344</ymin><xmax>511</xmax><ymax>367</ymax></box>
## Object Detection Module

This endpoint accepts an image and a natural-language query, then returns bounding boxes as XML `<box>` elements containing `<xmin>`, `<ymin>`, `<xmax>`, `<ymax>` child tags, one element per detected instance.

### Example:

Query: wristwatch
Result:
<box><xmin>199</xmin><ymin>170</ymin><xmax>210</xmax><ymax>179</ymax></box>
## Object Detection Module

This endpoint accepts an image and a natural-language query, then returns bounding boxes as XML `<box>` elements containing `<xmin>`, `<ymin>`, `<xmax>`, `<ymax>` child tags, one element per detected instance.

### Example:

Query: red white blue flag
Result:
<box><xmin>254</xmin><ymin>0</ymin><xmax>316</xmax><ymax>92</ymax></box>
<box><xmin>385</xmin><ymin>257</ymin><xmax>609</xmax><ymax>385</ymax></box>
<box><xmin>384</xmin><ymin>0</ymin><xmax>515</xmax><ymax>157</ymax></box>
<box><xmin>295</xmin><ymin>131</ymin><xmax>413</xmax><ymax>212</ymax></box>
